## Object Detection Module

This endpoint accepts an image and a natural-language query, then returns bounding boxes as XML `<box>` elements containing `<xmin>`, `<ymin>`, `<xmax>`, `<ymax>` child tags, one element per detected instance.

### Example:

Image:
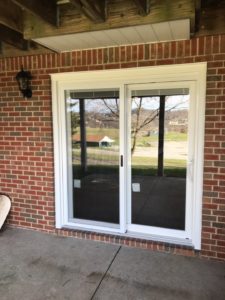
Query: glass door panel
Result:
<box><xmin>65</xmin><ymin>89</ymin><xmax>120</xmax><ymax>225</ymax></box>
<box><xmin>130</xmin><ymin>88</ymin><xmax>189</xmax><ymax>230</ymax></box>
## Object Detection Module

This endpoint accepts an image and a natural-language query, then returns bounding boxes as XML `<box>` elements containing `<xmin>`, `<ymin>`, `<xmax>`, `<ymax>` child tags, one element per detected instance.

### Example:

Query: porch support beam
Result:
<box><xmin>11</xmin><ymin>0</ymin><xmax>58</xmax><ymax>26</ymax></box>
<box><xmin>0</xmin><ymin>42</ymin><xmax>3</xmax><ymax>55</ymax></box>
<box><xmin>157</xmin><ymin>95</ymin><xmax>165</xmax><ymax>177</ymax></box>
<box><xmin>0</xmin><ymin>0</ymin><xmax>23</xmax><ymax>33</ymax></box>
<box><xmin>70</xmin><ymin>0</ymin><xmax>106</xmax><ymax>23</ymax></box>
<box><xmin>0</xmin><ymin>24</ymin><xmax>29</xmax><ymax>50</ymax></box>
<box><xmin>133</xmin><ymin>0</ymin><xmax>150</xmax><ymax>16</ymax></box>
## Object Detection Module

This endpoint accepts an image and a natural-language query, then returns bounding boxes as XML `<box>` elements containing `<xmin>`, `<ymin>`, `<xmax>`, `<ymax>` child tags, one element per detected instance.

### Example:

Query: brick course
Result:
<box><xmin>0</xmin><ymin>35</ymin><xmax>225</xmax><ymax>260</ymax></box>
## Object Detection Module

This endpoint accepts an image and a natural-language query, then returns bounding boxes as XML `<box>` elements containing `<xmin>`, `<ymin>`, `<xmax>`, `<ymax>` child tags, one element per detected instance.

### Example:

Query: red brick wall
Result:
<box><xmin>0</xmin><ymin>35</ymin><xmax>225</xmax><ymax>260</ymax></box>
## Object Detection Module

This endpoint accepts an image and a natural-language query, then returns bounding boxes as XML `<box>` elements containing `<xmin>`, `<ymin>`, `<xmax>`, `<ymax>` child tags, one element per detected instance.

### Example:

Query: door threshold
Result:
<box><xmin>126</xmin><ymin>231</ymin><xmax>194</xmax><ymax>248</ymax></box>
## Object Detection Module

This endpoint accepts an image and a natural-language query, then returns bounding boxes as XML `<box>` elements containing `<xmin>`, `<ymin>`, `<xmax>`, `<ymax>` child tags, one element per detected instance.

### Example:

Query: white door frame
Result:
<box><xmin>51</xmin><ymin>62</ymin><xmax>206</xmax><ymax>249</ymax></box>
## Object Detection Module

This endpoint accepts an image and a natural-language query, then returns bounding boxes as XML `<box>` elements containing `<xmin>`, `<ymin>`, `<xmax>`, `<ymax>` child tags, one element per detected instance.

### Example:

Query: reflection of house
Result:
<box><xmin>169</xmin><ymin>119</ymin><xmax>188</xmax><ymax>133</ymax></box>
<box><xmin>73</xmin><ymin>135</ymin><xmax>115</xmax><ymax>147</ymax></box>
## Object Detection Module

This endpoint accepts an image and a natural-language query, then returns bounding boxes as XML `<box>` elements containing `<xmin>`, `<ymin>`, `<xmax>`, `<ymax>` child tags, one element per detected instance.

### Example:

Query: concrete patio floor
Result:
<box><xmin>0</xmin><ymin>228</ymin><xmax>224</xmax><ymax>300</ymax></box>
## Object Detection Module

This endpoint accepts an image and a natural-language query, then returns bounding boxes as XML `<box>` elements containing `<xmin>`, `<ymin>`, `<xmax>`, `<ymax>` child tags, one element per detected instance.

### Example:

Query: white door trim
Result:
<box><xmin>51</xmin><ymin>62</ymin><xmax>206</xmax><ymax>249</ymax></box>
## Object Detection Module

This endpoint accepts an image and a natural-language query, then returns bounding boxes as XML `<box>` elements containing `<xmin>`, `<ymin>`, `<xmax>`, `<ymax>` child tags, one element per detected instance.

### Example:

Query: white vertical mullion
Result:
<box><xmin>119</xmin><ymin>84</ymin><xmax>126</xmax><ymax>233</ymax></box>
<box><xmin>126</xmin><ymin>85</ymin><xmax>132</xmax><ymax>226</ymax></box>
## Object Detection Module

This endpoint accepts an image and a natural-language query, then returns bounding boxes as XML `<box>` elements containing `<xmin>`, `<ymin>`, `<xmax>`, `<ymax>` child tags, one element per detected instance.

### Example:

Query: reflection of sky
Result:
<box><xmin>167</xmin><ymin>95</ymin><xmax>189</xmax><ymax>110</ymax></box>
<box><xmin>132</xmin><ymin>95</ymin><xmax>189</xmax><ymax>111</ymax></box>
<box><xmin>67</xmin><ymin>95</ymin><xmax>189</xmax><ymax>113</ymax></box>
<box><xmin>67</xmin><ymin>98</ymin><xmax>118</xmax><ymax>113</ymax></box>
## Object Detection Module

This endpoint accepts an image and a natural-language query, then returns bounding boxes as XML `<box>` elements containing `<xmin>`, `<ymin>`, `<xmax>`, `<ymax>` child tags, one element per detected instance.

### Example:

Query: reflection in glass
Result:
<box><xmin>66</xmin><ymin>89</ymin><xmax>120</xmax><ymax>224</ymax></box>
<box><xmin>131</xmin><ymin>90</ymin><xmax>189</xmax><ymax>230</ymax></box>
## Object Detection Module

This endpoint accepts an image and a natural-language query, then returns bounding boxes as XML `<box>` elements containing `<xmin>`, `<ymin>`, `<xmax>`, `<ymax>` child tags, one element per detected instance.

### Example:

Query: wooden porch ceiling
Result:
<box><xmin>0</xmin><ymin>0</ymin><xmax>225</xmax><ymax>57</ymax></box>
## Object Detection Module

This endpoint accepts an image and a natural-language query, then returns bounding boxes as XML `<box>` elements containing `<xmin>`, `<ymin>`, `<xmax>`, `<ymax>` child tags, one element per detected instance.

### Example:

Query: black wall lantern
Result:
<box><xmin>16</xmin><ymin>67</ymin><xmax>32</xmax><ymax>98</ymax></box>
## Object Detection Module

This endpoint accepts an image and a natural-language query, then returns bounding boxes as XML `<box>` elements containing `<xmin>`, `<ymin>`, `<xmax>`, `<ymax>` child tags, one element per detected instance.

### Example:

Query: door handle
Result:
<box><xmin>120</xmin><ymin>155</ymin><xmax>123</xmax><ymax>167</ymax></box>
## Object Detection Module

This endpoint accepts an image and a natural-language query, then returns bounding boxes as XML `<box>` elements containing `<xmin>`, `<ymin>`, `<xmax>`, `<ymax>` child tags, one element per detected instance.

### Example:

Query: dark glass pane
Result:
<box><xmin>131</xmin><ymin>91</ymin><xmax>189</xmax><ymax>230</ymax></box>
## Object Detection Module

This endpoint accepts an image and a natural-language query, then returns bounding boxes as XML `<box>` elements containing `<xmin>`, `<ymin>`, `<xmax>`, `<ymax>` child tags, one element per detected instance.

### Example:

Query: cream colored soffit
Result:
<box><xmin>33</xmin><ymin>19</ymin><xmax>190</xmax><ymax>52</ymax></box>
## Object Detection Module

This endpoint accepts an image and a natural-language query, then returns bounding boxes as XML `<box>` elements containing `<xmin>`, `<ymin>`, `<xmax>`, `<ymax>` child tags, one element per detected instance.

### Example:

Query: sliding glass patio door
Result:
<box><xmin>52</xmin><ymin>64</ymin><xmax>206</xmax><ymax>248</ymax></box>
<box><xmin>65</xmin><ymin>84</ymin><xmax>193</xmax><ymax>237</ymax></box>
<box><xmin>126</xmin><ymin>83</ymin><xmax>193</xmax><ymax>237</ymax></box>
<box><xmin>64</xmin><ymin>83</ymin><xmax>193</xmax><ymax>237</ymax></box>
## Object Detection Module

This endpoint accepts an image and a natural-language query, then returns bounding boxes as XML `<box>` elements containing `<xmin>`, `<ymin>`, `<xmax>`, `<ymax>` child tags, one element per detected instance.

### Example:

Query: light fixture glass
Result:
<box><xmin>16</xmin><ymin>67</ymin><xmax>32</xmax><ymax>98</ymax></box>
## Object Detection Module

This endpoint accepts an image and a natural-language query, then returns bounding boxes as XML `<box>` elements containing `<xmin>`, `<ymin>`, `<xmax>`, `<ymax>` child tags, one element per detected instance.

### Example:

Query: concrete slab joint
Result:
<box><xmin>0</xmin><ymin>228</ymin><xmax>225</xmax><ymax>300</ymax></box>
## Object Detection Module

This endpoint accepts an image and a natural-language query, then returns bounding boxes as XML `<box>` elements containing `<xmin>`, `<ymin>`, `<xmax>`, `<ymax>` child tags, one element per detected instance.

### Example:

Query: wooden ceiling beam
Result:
<box><xmin>0</xmin><ymin>24</ymin><xmax>29</xmax><ymax>50</ymax></box>
<box><xmin>70</xmin><ymin>0</ymin><xmax>106</xmax><ymax>23</ymax></box>
<box><xmin>0</xmin><ymin>0</ymin><xmax>23</xmax><ymax>33</ymax></box>
<box><xmin>197</xmin><ymin>0</ymin><xmax>225</xmax><ymax>36</ymax></box>
<box><xmin>0</xmin><ymin>42</ymin><xmax>3</xmax><ymax>55</ymax></box>
<box><xmin>11</xmin><ymin>0</ymin><xmax>58</xmax><ymax>26</ymax></box>
<box><xmin>133</xmin><ymin>0</ymin><xmax>150</xmax><ymax>16</ymax></box>
<box><xmin>24</xmin><ymin>0</ymin><xmax>195</xmax><ymax>40</ymax></box>
<box><xmin>194</xmin><ymin>0</ymin><xmax>201</xmax><ymax>33</ymax></box>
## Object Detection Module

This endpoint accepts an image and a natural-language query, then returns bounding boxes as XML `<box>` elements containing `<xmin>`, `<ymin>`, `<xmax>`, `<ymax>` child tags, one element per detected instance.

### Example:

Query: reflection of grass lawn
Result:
<box><xmin>132</xmin><ymin>157</ymin><xmax>186</xmax><ymax>168</ymax></box>
<box><xmin>136</xmin><ymin>131</ymin><xmax>187</xmax><ymax>144</ymax></box>
<box><xmin>73</xmin><ymin>147</ymin><xmax>186</xmax><ymax>178</ymax></box>
<box><xmin>73</xmin><ymin>149</ymin><xmax>186</xmax><ymax>168</ymax></box>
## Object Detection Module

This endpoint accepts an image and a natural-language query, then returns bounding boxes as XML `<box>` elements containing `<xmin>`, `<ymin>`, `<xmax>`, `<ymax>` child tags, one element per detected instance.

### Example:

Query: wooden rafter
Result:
<box><xmin>0</xmin><ymin>0</ymin><xmax>23</xmax><ymax>33</ymax></box>
<box><xmin>23</xmin><ymin>0</ymin><xmax>195</xmax><ymax>39</ymax></box>
<box><xmin>197</xmin><ymin>0</ymin><xmax>225</xmax><ymax>36</ymax></box>
<box><xmin>11</xmin><ymin>0</ymin><xmax>58</xmax><ymax>26</ymax></box>
<box><xmin>0</xmin><ymin>24</ymin><xmax>29</xmax><ymax>50</ymax></box>
<box><xmin>133</xmin><ymin>0</ymin><xmax>150</xmax><ymax>16</ymax></box>
<box><xmin>70</xmin><ymin>0</ymin><xmax>106</xmax><ymax>23</ymax></box>
<box><xmin>194</xmin><ymin>0</ymin><xmax>201</xmax><ymax>33</ymax></box>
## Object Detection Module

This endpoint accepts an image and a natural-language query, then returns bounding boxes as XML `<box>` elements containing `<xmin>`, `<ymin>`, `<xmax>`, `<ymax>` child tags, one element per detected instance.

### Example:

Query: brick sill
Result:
<box><xmin>58</xmin><ymin>227</ymin><xmax>197</xmax><ymax>257</ymax></box>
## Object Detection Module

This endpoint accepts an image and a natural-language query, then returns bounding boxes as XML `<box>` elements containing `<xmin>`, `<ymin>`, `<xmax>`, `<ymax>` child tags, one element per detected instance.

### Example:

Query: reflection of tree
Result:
<box><xmin>68</xmin><ymin>99</ymin><xmax>87</xmax><ymax>175</ymax></box>
<box><xmin>132</xmin><ymin>97</ymin><xmax>188</xmax><ymax>154</ymax></box>
<box><xmin>100</xmin><ymin>96</ymin><xmax>187</xmax><ymax>155</ymax></box>
<box><xmin>102</xmin><ymin>99</ymin><xmax>119</xmax><ymax>118</ymax></box>
<box><xmin>99</xmin><ymin>97</ymin><xmax>159</xmax><ymax>154</ymax></box>
<box><xmin>68</xmin><ymin>96</ymin><xmax>188</xmax><ymax>178</ymax></box>
<box><xmin>71</xmin><ymin>112</ymin><xmax>79</xmax><ymax>135</ymax></box>
<box><xmin>69</xmin><ymin>101</ymin><xmax>79</xmax><ymax>135</ymax></box>
<box><xmin>131</xmin><ymin>98</ymin><xmax>161</xmax><ymax>154</ymax></box>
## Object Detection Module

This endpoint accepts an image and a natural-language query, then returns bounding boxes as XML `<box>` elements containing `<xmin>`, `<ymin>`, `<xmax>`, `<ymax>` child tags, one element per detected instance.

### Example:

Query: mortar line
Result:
<box><xmin>90</xmin><ymin>245</ymin><xmax>122</xmax><ymax>300</ymax></box>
